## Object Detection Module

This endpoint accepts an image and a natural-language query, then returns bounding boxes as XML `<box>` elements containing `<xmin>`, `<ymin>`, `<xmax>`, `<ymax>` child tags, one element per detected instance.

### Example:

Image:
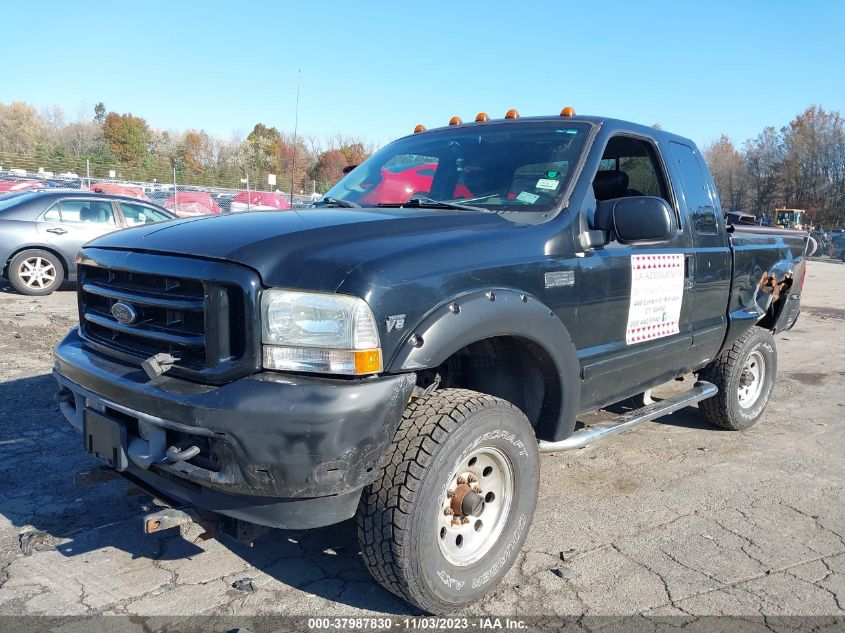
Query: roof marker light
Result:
<box><xmin>504</xmin><ymin>109</ymin><xmax>520</xmax><ymax>119</ymax></box>
<box><xmin>475</xmin><ymin>112</ymin><xmax>489</xmax><ymax>122</ymax></box>
<box><xmin>413</xmin><ymin>124</ymin><xmax>426</xmax><ymax>134</ymax></box>
<box><xmin>560</xmin><ymin>106</ymin><xmax>576</xmax><ymax>117</ymax></box>
<box><xmin>449</xmin><ymin>116</ymin><xmax>463</xmax><ymax>126</ymax></box>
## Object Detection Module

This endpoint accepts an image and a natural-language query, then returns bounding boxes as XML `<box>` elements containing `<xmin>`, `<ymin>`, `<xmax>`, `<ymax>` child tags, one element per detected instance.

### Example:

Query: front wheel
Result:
<box><xmin>8</xmin><ymin>249</ymin><xmax>65</xmax><ymax>295</ymax></box>
<box><xmin>697</xmin><ymin>327</ymin><xmax>777</xmax><ymax>430</ymax></box>
<box><xmin>357</xmin><ymin>388</ymin><xmax>539</xmax><ymax>614</ymax></box>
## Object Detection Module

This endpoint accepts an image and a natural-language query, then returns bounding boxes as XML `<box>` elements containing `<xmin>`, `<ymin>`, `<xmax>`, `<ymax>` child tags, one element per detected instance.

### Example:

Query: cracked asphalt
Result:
<box><xmin>0</xmin><ymin>260</ymin><xmax>843</xmax><ymax>622</ymax></box>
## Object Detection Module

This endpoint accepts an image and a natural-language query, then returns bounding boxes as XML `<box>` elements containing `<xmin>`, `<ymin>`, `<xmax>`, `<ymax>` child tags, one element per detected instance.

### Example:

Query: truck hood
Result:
<box><xmin>89</xmin><ymin>207</ymin><xmax>512</xmax><ymax>291</ymax></box>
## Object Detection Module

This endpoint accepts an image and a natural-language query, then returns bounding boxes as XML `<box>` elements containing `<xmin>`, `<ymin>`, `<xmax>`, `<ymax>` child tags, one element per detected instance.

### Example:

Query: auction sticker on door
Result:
<box><xmin>626</xmin><ymin>254</ymin><xmax>684</xmax><ymax>344</ymax></box>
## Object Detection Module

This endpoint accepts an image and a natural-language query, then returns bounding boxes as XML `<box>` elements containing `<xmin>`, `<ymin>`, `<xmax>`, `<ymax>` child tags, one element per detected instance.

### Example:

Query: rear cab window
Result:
<box><xmin>668</xmin><ymin>142</ymin><xmax>719</xmax><ymax>234</ymax></box>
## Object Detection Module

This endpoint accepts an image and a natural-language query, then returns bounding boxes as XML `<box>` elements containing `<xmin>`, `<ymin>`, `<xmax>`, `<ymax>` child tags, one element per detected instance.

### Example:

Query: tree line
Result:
<box><xmin>703</xmin><ymin>105</ymin><xmax>845</xmax><ymax>228</ymax></box>
<box><xmin>0</xmin><ymin>101</ymin><xmax>373</xmax><ymax>193</ymax></box>
<box><xmin>2</xmin><ymin>100</ymin><xmax>843</xmax><ymax>223</ymax></box>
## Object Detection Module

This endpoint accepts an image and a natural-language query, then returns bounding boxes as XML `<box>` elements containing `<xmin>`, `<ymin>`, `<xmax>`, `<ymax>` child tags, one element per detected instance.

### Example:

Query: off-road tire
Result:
<box><xmin>8</xmin><ymin>249</ymin><xmax>65</xmax><ymax>296</ymax></box>
<box><xmin>697</xmin><ymin>327</ymin><xmax>777</xmax><ymax>430</ymax></box>
<box><xmin>356</xmin><ymin>388</ymin><xmax>539</xmax><ymax>614</ymax></box>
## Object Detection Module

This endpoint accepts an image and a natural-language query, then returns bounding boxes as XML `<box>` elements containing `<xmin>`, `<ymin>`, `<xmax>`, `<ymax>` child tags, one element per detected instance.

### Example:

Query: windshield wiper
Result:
<box><xmin>378</xmin><ymin>197</ymin><xmax>487</xmax><ymax>212</ymax></box>
<box><xmin>313</xmin><ymin>196</ymin><xmax>360</xmax><ymax>208</ymax></box>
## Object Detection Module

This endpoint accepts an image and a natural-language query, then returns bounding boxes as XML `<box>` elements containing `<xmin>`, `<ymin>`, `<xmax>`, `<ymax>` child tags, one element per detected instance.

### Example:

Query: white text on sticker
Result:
<box><xmin>536</xmin><ymin>178</ymin><xmax>560</xmax><ymax>191</ymax></box>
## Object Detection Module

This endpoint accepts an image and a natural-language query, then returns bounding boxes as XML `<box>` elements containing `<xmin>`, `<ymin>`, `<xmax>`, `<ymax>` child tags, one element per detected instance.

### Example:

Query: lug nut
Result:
<box><xmin>444</xmin><ymin>507</ymin><xmax>453</xmax><ymax>516</ymax></box>
<box><xmin>457</xmin><ymin>475</ymin><xmax>467</xmax><ymax>485</ymax></box>
<box><xmin>451</xmin><ymin>517</ymin><xmax>463</xmax><ymax>527</ymax></box>
<box><xmin>467</xmin><ymin>473</ymin><xmax>478</xmax><ymax>483</ymax></box>
<box><xmin>461</xmin><ymin>516</ymin><xmax>471</xmax><ymax>525</ymax></box>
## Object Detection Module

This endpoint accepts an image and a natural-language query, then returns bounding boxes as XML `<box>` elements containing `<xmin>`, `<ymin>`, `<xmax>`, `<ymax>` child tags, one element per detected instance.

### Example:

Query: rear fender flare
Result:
<box><xmin>387</xmin><ymin>289</ymin><xmax>580</xmax><ymax>441</ymax></box>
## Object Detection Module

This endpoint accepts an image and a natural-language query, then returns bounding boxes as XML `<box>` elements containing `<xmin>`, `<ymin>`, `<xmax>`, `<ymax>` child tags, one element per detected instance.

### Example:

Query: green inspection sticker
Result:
<box><xmin>545</xmin><ymin>170</ymin><xmax>559</xmax><ymax>179</ymax></box>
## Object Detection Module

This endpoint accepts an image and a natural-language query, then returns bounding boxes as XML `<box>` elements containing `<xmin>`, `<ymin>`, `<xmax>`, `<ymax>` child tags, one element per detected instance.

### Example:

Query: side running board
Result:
<box><xmin>538</xmin><ymin>380</ymin><xmax>718</xmax><ymax>452</ymax></box>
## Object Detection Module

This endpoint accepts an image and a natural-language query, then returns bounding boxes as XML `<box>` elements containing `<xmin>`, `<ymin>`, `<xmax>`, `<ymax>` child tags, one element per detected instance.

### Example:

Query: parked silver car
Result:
<box><xmin>0</xmin><ymin>189</ymin><xmax>175</xmax><ymax>295</ymax></box>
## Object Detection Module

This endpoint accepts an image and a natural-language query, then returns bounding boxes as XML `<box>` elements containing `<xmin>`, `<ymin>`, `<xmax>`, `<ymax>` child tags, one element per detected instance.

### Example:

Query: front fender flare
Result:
<box><xmin>387</xmin><ymin>289</ymin><xmax>580</xmax><ymax>441</ymax></box>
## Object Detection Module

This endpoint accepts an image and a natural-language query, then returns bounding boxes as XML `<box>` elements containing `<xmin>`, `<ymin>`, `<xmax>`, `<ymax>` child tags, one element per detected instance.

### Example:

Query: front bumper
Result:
<box><xmin>54</xmin><ymin>327</ymin><xmax>416</xmax><ymax>528</ymax></box>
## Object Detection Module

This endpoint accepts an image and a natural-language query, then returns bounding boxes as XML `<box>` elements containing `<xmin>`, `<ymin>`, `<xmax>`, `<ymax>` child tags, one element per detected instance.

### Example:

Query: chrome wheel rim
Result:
<box><xmin>738</xmin><ymin>350</ymin><xmax>766</xmax><ymax>408</ymax></box>
<box><xmin>438</xmin><ymin>446</ymin><xmax>514</xmax><ymax>566</ymax></box>
<box><xmin>18</xmin><ymin>257</ymin><xmax>57</xmax><ymax>290</ymax></box>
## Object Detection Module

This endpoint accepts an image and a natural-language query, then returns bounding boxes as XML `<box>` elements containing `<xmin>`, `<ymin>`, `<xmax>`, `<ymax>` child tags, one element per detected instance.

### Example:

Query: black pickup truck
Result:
<box><xmin>53</xmin><ymin>110</ymin><xmax>807</xmax><ymax>613</ymax></box>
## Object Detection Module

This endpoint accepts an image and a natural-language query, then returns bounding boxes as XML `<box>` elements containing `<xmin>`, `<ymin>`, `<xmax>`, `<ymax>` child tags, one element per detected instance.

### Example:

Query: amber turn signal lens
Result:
<box><xmin>354</xmin><ymin>349</ymin><xmax>383</xmax><ymax>374</ymax></box>
<box><xmin>413</xmin><ymin>124</ymin><xmax>426</xmax><ymax>133</ymax></box>
<box><xmin>449</xmin><ymin>116</ymin><xmax>463</xmax><ymax>126</ymax></box>
<box><xmin>560</xmin><ymin>106</ymin><xmax>576</xmax><ymax>117</ymax></box>
<box><xmin>504</xmin><ymin>109</ymin><xmax>519</xmax><ymax>119</ymax></box>
<box><xmin>475</xmin><ymin>112</ymin><xmax>489</xmax><ymax>122</ymax></box>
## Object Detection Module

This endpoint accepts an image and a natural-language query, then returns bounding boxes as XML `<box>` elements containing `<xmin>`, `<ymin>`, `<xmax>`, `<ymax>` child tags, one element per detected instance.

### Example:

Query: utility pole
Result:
<box><xmin>290</xmin><ymin>68</ymin><xmax>301</xmax><ymax>207</ymax></box>
<box><xmin>173</xmin><ymin>166</ymin><xmax>178</xmax><ymax>212</ymax></box>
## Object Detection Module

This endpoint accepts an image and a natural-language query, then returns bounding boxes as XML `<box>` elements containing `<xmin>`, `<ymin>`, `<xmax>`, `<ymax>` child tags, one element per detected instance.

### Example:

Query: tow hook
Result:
<box><xmin>165</xmin><ymin>445</ymin><xmax>200</xmax><ymax>463</ymax></box>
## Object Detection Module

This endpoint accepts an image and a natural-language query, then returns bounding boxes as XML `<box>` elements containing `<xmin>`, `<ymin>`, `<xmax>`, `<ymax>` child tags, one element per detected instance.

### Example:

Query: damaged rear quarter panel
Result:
<box><xmin>725</xmin><ymin>226</ymin><xmax>808</xmax><ymax>345</ymax></box>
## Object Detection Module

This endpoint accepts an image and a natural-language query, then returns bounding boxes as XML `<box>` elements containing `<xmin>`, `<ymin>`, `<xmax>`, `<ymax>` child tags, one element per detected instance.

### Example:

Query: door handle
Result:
<box><xmin>46</xmin><ymin>228</ymin><xmax>67</xmax><ymax>235</ymax></box>
<box><xmin>684</xmin><ymin>254</ymin><xmax>695</xmax><ymax>289</ymax></box>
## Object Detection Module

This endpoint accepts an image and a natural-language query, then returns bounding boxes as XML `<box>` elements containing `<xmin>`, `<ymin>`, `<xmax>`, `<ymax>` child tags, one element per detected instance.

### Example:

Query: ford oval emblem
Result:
<box><xmin>111</xmin><ymin>302</ymin><xmax>137</xmax><ymax>325</ymax></box>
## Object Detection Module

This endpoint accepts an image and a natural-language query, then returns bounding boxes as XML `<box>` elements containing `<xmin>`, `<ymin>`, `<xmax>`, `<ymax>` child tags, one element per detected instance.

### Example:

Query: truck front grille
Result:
<box><xmin>76</xmin><ymin>253</ymin><xmax>258</xmax><ymax>383</ymax></box>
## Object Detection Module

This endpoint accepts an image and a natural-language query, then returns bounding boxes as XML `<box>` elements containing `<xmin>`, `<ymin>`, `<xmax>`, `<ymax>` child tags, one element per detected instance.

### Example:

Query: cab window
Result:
<box><xmin>592</xmin><ymin>136</ymin><xmax>670</xmax><ymax>202</ymax></box>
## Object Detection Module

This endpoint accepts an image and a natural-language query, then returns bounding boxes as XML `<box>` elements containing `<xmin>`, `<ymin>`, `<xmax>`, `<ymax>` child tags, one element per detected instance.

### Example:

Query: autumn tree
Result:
<box><xmin>0</xmin><ymin>102</ymin><xmax>45</xmax><ymax>154</ymax></box>
<box><xmin>703</xmin><ymin>135</ymin><xmax>744</xmax><ymax>212</ymax></box>
<box><xmin>102</xmin><ymin>112</ymin><xmax>151</xmax><ymax>165</ymax></box>
<box><xmin>94</xmin><ymin>102</ymin><xmax>106</xmax><ymax>125</ymax></box>
<box><xmin>311</xmin><ymin>138</ymin><xmax>371</xmax><ymax>191</ymax></box>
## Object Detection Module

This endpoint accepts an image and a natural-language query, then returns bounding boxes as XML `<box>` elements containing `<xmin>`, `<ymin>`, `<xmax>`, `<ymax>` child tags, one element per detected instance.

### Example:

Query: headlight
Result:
<box><xmin>261</xmin><ymin>289</ymin><xmax>382</xmax><ymax>375</ymax></box>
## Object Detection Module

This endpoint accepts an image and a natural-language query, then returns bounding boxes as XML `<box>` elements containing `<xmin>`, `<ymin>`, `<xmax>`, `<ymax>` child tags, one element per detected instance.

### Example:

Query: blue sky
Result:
<box><xmin>1</xmin><ymin>0</ymin><xmax>843</xmax><ymax>149</ymax></box>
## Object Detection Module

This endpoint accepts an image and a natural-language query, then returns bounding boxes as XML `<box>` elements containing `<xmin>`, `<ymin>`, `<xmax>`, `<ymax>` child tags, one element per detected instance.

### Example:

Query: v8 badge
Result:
<box><xmin>385</xmin><ymin>314</ymin><xmax>406</xmax><ymax>332</ymax></box>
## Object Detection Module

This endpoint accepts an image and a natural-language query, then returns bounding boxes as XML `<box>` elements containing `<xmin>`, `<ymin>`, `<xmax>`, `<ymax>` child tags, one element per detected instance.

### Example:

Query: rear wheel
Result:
<box><xmin>8</xmin><ymin>249</ymin><xmax>65</xmax><ymax>296</ymax></box>
<box><xmin>697</xmin><ymin>328</ymin><xmax>777</xmax><ymax>430</ymax></box>
<box><xmin>357</xmin><ymin>388</ymin><xmax>539</xmax><ymax>613</ymax></box>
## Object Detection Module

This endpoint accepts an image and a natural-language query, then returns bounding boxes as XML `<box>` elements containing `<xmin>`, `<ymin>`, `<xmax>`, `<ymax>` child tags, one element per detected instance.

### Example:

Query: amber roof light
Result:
<box><xmin>475</xmin><ymin>112</ymin><xmax>489</xmax><ymax>122</ymax></box>
<box><xmin>504</xmin><ymin>109</ymin><xmax>520</xmax><ymax>119</ymax></box>
<box><xmin>413</xmin><ymin>124</ymin><xmax>426</xmax><ymax>134</ymax></box>
<box><xmin>449</xmin><ymin>116</ymin><xmax>463</xmax><ymax>126</ymax></box>
<box><xmin>560</xmin><ymin>106</ymin><xmax>576</xmax><ymax>117</ymax></box>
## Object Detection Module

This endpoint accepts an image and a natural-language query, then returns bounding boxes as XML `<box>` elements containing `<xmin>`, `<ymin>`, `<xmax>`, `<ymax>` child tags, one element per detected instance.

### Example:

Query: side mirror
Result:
<box><xmin>596</xmin><ymin>196</ymin><xmax>674</xmax><ymax>243</ymax></box>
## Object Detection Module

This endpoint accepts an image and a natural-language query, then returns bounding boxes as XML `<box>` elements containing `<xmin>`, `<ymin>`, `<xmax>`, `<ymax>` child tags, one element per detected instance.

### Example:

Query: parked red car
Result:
<box><xmin>358</xmin><ymin>163</ymin><xmax>473</xmax><ymax>206</ymax></box>
<box><xmin>229</xmin><ymin>191</ymin><xmax>291</xmax><ymax>213</ymax></box>
<box><xmin>164</xmin><ymin>191</ymin><xmax>222</xmax><ymax>217</ymax></box>
<box><xmin>0</xmin><ymin>181</ymin><xmax>42</xmax><ymax>193</ymax></box>
<box><xmin>90</xmin><ymin>183</ymin><xmax>149</xmax><ymax>200</ymax></box>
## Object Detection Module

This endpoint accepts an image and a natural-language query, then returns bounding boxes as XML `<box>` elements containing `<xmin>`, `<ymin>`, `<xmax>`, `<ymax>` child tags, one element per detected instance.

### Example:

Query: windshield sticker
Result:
<box><xmin>516</xmin><ymin>191</ymin><xmax>540</xmax><ymax>204</ymax></box>
<box><xmin>626</xmin><ymin>254</ymin><xmax>685</xmax><ymax>344</ymax></box>
<box><xmin>535</xmin><ymin>178</ymin><xmax>560</xmax><ymax>191</ymax></box>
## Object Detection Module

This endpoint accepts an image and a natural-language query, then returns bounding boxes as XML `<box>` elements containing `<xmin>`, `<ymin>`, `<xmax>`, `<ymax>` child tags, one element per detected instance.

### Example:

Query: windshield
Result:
<box><xmin>323</xmin><ymin>121</ymin><xmax>591</xmax><ymax>213</ymax></box>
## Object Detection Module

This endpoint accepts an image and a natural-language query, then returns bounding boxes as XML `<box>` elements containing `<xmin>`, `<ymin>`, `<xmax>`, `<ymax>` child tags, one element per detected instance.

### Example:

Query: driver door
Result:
<box><xmin>575</xmin><ymin>135</ymin><xmax>694</xmax><ymax>410</ymax></box>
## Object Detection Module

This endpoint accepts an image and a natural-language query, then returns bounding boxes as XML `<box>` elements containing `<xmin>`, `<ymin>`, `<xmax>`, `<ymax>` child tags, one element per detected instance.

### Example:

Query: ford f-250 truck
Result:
<box><xmin>53</xmin><ymin>109</ymin><xmax>807</xmax><ymax>613</ymax></box>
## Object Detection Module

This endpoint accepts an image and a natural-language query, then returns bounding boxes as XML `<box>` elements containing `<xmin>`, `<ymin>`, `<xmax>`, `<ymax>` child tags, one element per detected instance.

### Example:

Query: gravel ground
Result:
<box><xmin>0</xmin><ymin>261</ymin><xmax>843</xmax><ymax>626</ymax></box>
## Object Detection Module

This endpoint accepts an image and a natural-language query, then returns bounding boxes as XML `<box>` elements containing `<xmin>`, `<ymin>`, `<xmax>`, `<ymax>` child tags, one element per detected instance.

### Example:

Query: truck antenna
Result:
<box><xmin>290</xmin><ymin>68</ymin><xmax>301</xmax><ymax>206</ymax></box>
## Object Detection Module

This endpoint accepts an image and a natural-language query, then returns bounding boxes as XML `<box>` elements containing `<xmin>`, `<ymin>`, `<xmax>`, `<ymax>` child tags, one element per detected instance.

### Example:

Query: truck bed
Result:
<box><xmin>728</xmin><ymin>225</ymin><xmax>808</xmax><ymax>334</ymax></box>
